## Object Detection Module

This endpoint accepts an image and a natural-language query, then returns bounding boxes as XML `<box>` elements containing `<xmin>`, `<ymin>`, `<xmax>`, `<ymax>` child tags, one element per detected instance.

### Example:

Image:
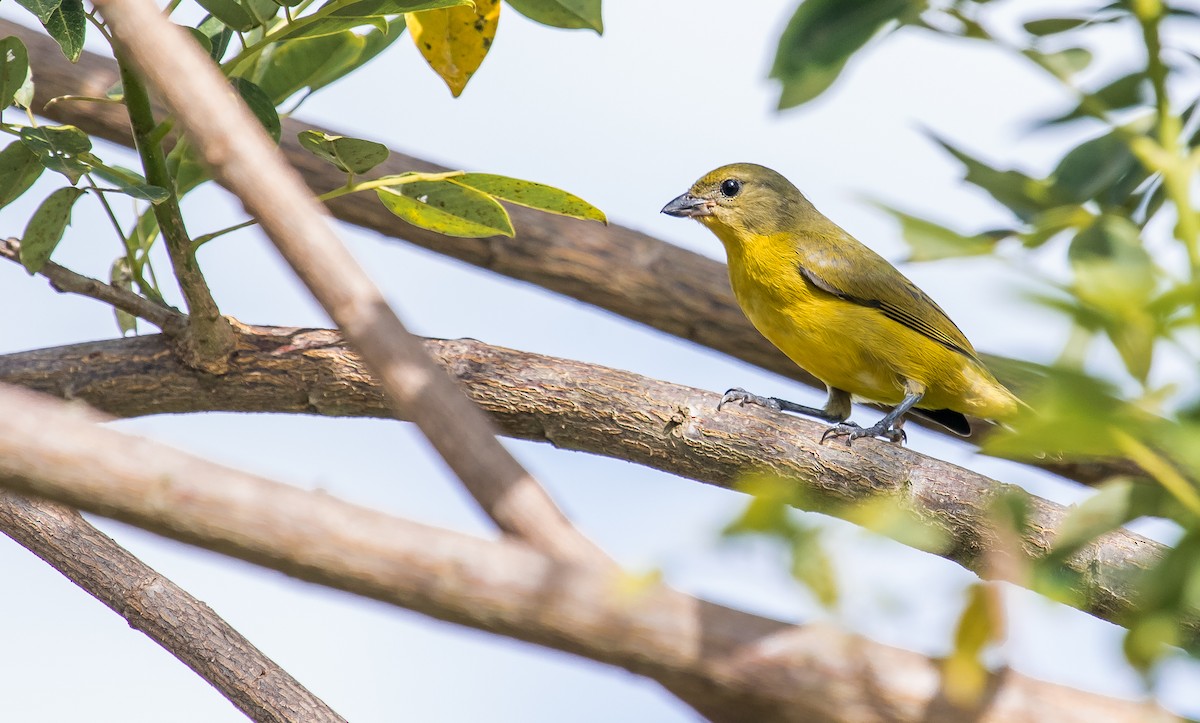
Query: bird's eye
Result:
<box><xmin>720</xmin><ymin>179</ymin><xmax>742</xmax><ymax>198</ymax></box>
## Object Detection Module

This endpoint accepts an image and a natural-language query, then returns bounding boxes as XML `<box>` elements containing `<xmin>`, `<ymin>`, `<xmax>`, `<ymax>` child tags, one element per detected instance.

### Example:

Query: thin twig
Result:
<box><xmin>0</xmin><ymin>492</ymin><xmax>346</xmax><ymax>723</ymax></box>
<box><xmin>0</xmin><ymin>383</ymin><xmax>1172</xmax><ymax>723</ymax></box>
<box><xmin>92</xmin><ymin>0</ymin><xmax>607</xmax><ymax>566</ymax></box>
<box><xmin>0</xmin><ymin>237</ymin><xmax>185</xmax><ymax>333</ymax></box>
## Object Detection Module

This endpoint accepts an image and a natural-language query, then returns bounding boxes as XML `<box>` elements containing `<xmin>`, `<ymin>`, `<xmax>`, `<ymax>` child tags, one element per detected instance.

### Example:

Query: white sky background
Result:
<box><xmin>2</xmin><ymin>1</ymin><xmax>1199</xmax><ymax>720</ymax></box>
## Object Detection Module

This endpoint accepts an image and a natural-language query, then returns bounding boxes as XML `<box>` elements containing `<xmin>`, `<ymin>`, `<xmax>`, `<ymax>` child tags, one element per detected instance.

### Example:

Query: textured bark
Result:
<box><xmin>0</xmin><ymin>18</ymin><xmax>1141</xmax><ymax>489</ymax></box>
<box><xmin>0</xmin><ymin>324</ymin><xmax>1171</xmax><ymax>642</ymax></box>
<box><xmin>0</xmin><ymin>493</ymin><xmax>345</xmax><ymax>723</ymax></box>
<box><xmin>0</xmin><ymin>384</ymin><xmax>1174</xmax><ymax>723</ymax></box>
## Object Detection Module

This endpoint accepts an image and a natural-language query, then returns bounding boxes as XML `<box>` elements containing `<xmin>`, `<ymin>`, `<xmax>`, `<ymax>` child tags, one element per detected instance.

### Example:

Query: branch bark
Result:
<box><xmin>0</xmin><ymin>383</ymin><xmax>1172</xmax><ymax>723</ymax></box>
<box><xmin>0</xmin><ymin>492</ymin><xmax>345</xmax><ymax>723</ymax></box>
<box><xmin>0</xmin><ymin>17</ymin><xmax>1136</xmax><ymax>488</ymax></box>
<box><xmin>0</xmin><ymin>325</ymin><xmax>1172</xmax><ymax>643</ymax></box>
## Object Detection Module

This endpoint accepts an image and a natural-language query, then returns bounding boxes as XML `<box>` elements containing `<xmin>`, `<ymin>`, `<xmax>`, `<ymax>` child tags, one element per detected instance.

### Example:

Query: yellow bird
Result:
<box><xmin>662</xmin><ymin>163</ymin><xmax>1020</xmax><ymax>444</ymax></box>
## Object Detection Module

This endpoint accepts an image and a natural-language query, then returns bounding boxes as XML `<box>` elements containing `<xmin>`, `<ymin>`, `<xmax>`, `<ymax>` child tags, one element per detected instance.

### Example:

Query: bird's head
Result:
<box><xmin>661</xmin><ymin>163</ymin><xmax>810</xmax><ymax>242</ymax></box>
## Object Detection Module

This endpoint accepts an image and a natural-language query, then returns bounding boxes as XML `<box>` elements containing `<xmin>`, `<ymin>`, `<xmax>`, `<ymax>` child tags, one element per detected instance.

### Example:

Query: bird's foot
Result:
<box><xmin>820</xmin><ymin>421</ymin><xmax>906</xmax><ymax>445</ymax></box>
<box><xmin>718</xmin><ymin>387</ymin><xmax>781</xmax><ymax>412</ymax></box>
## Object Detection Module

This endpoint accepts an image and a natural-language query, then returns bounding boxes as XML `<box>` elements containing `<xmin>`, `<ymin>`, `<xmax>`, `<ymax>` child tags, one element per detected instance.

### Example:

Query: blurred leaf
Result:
<box><xmin>505</xmin><ymin>0</ymin><xmax>602</xmax><ymax>33</ymax></box>
<box><xmin>407</xmin><ymin>0</ymin><xmax>501</xmax><ymax>97</ymax></box>
<box><xmin>1019</xmin><ymin>205</ymin><xmax>1092</xmax><ymax>248</ymax></box>
<box><xmin>230</xmin><ymin>78</ymin><xmax>281</xmax><ymax>143</ymax></box>
<box><xmin>932</xmin><ymin>134</ymin><xmax>1064</xmax><ymax>222</ymax></box>
<box><xmin>724</xmin><ymin>474</ymin><xmax>798</xmax><ymax>537</ymax></box>
<box><xmin>1069</xmin><ymin>215</ymin><xmax>1155</xmax><ymax>307</ymax></box>
<box><xmin>198</xmin><ymin>15</ymin><xmax>234</xmax><ymax>61</ymax></box>
<box><xmin>772</xmin><ymin>0</ymin><xmax>922</xmax><ymax>109</ymax></box>
<box><xmin>0</xmin><ymin>36</ymin><xmax>30</xmax><ymax>108</ymax></box>
<box><xmin>195</xmin><ymin>0</ymin><xmax>278</xmax><ymax>32</ymax></box>
<box><xmin>39</xmin><ymin>0</ymin><xmax>85</xmax><ymax>62</ymax></box>
<box><xmin>20</xmin><ymin>124</ymin><xmax>92</xmax><ymax>184</ymax></box>
<box><xmin>1040</xmin><ymin>72</ymin><xmax>1147</xmax><ymax>126</ymax></box>
<box><xmin>1052</xmin><ymin>127</ymin><xmax>1145</xmax><ymax>204</ymax></box>
<box><xmin>90</xmin><ymin>164</ymin><xmax>170</xmax><ymax>204</ymax></box>
<box><xmin>19</xmin><ymin>186</ymin><xmax>85</xmax><ymax>273</ymax></box>
<box><xmin>943</xmin><ymin>583</ymin><xmax>1003</xmax><ymax>707</ymax></box>
<box><xmin>377</xmin><ymin>180</ymin><xmax>515</xmax><ymax>237</ymax></box>
<box><xmin>1050</xmin><ymin>478</ymin><xmax>1169</xmax><ymax>561</ymax></box>
<box><xmin>1031</xmin><ymin>46</ymin><xmax>1092</xmax><ymax>75</ymax></box>
<box><xmin>791</xmin><ymin>526</ymin><xmax>838</xmax><ymax>608</ymax></box>
<box><xmin>165</xmin><ymin>137</ymin><xmax>210</xmax><ymax>196</ymax></box>
<box><xmin>184</xmin><ymin>26</ymin><xmax>214</xmax><ymax>56</ymax></box>
<box><xmin>983</xmin><ymin>366</ymin><xmax>1138</xmax><ymax>460</ymax></box>
<box><xmin>874</xmin><ymin>203</ymin><xmax>998</xmax><ymax>260</ymax></box>
<box><xmin>298</xmin><ymin>130</ymin><xmax>390</xmax><ymax>174</ymax></box>
<box><xmin>0</xmin><ymin>141</ymin><xmax>44</xmax><ymax>209</ymax></box>
<box><xmin>842</xmin><ymin>494</ymin><xmax>948</xmax><ymax>552</ymax></box>
<box><xmin>451</xmin><ymin>173</ymin><xmax>607</xmax><ymax>222</ymax></box>
<box><xmin>1125</xmin><ymin>612</ymin><xmax>1180</xmax><ymax>672</ymax></box>
<box><xmin>1023</xmin><ymin>17</ymin><xmax>1088</xmax><ymax>35</ymax></box>
<box><xmin>110</xmin><ymin>257</ymin><xmax>137</xmax><ymax>336</ymax></box>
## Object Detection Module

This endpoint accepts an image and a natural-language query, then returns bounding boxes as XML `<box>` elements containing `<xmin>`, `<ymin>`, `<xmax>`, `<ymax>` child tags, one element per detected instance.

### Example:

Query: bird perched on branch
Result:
<box><xmin>662</xmin><ymin>163</ymin><xmax>1020</xmax><ymax>444</ymax></box>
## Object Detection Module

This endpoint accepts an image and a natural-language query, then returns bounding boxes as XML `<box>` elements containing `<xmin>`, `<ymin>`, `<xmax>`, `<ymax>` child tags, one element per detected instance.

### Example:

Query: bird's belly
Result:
<box><xmin>736</xmin><ymin>284</ymin><xmax>908</xmax><ymax>404</ymax></box>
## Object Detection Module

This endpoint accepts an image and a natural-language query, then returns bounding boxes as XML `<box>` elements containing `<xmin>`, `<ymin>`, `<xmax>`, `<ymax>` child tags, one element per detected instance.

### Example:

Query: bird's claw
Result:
<box><xmin>718</xmin><ymin>387</ymin><xmax>781</xmax><ymax>412</ymax></box>
<box><xmin>820</xmin><ymin>422</ymin><xmax>906</xmax><ymax>445</ymax></box>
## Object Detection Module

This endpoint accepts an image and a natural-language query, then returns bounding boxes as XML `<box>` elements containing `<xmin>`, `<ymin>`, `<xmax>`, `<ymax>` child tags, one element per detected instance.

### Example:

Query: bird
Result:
<box><xmin>661</xmin><ymin>163</ymin><xmax>1021</xmax><ymax>444</ymax></box>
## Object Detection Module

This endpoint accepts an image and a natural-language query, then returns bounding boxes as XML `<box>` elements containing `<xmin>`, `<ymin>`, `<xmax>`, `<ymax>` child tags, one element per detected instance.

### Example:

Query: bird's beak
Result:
<box><xmin>661</xmin><ymin>193</ymin><xmax>713</xmax><ymax>218</ymax></box>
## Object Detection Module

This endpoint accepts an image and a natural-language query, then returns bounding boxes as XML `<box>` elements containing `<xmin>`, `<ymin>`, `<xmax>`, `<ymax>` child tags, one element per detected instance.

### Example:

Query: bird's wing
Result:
<box><xmin>797</xmin><ymin>234</ymin><xmax>979</xmax><ymax>362</ymax></box>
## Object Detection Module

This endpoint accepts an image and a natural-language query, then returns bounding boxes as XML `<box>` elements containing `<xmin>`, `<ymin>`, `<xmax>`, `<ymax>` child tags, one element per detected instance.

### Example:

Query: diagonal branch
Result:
<box><xmin>0</xmin><ymin>382</ymin><xmax>1173</xmax><ymax>723</ymax></box>
<box><xmin>0</xmin><ymin>18</ymin><xmax>1135</xmax><ymax>488</ymax></box>
<box><xmin>90</xmin><ymin>0</ymin><xmax>605</xmax><ymax>568</ymax></box>
<box><xmin>0</xmin><ymin>492</ymin><xmax>345</xmax><ymax>723</ymax></box>
<box><xmin>0</xmin><ymin>326</ymin><xmax>1173</xmax><ymax>642</ymax></box>
<box><xmin>0</xmin><ymin>237</ymin><xmax>185</xmax><ymax>333</ymax></box>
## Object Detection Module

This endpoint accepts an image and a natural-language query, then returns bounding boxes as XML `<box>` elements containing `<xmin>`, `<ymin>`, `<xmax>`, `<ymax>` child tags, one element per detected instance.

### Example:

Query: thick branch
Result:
<box><xmin>0</xmin><ymin>383</ymin><xmax>1172</xmax><ymax>723</ymax></box>
<box><xmin>0</xmin><ymin>237</ymin><xmax>185</xmax><ymax>333</ymax></box>
<box><xmin>0</xmin><ymin>326</ymin><xmax>1171</xmax><ymax>642</ymax></box>
<box><xmin>1</xmin><ymin>18</ymin><xmax>1135</xmax><ymax>487</ymax></box>
<box><xmin>91</xmin><ymin>0</ymin><xmax>605</xmax><ymax>569</ymax></box>
<box><xmin>0</xmin><ymin>492</ymin><xmax>345</xmax><ymax>723</ymax></box>
<box><xmin>116</xmin><ymin>54</ymin><xmax>235</xmax><ymax>372</ymax></box>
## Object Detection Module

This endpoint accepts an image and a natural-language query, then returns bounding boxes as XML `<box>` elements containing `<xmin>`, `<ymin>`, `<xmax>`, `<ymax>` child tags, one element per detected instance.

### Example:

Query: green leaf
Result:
<box><xmin>377</xmin><ymin>180</ymin><xmax>514</xmax><ymax>237</ymax></box>
<box><xmin>195</xmin><ymin>0</ymin><xmax>278</xmax><ymax>32</ymax></box>
<box><xmin>874</xmin><ymin>203</ymin><xmax>997</xmax><ymax>261</ymax></box>
<box><xmin>248</xmin><ymin>31</ymin><xmax>369</xmax><ymax>102</ymax></box>
<box><xmin>1034</xmin><ymin>47</ymin><xmax>1093</xmax><ymax>75</ymax></box>
<box><xmin>943</xmin><ymin>583</ymin><xmax>1002</xmax><ymax>706</ymax></box>
<box><xmin>15</xmin><ymin>0</ymin><xmax>60</xmax><ymax>23</ymax></box>
<box><xmin>20</xmin><ymin>125</ymin><xmax>93</xmax><ymax>184</ymax></box>
<box><xmin>90</xmin><ymin>164</ymin><xmax>170</xmax><ymax>203</ymax></box>
<box><xmin>184</xmin><ymin>26</ymin><xmax>214</xmax><ymax>56</ymax></box>
<box><xmin>19</xmin><ymin>187</ymin><xmax>85</xmax><ymax>273</ymax></box>
<box><xmin>1049</xmin><ymin>479</ymin><xmax>1168</xmax><ymax>560</ymax></box>
<box><xmin>304</xmin><ymin>18</ymin><xmax>407</xmax><ymax>93</ymax></box>
<box><xmin>450</xmin><ymin>173</ymin><xmax>607</xmax><ymax>222</ymax></box>
<box><xmin>505</xmin><ymin>0</ymin><xmax>602</xmax><ymax>33</ymax></box>
<box><xmin>165</xmin><ymin>137</ymin><xmax>210</xmax><ymax>196</ymax></box>
<box><xmin>1019</xmin><ymin>205</ymin><xmax>1092</xmax><ymax>248</ymax></box>
<box><xmin>41</xmin><ymin>0</ymin><xmax>86</xmax><ymax>62</ymax></box>
<box><xmin>230</xmin><ymin>78</ymin><xmax>281</xmax><ymax>143</ymax></box>
<box><xmin>298</xmin><ymin>130</ymin><xmax>389</xmax><ymax>174</ymax></box>
<box><xmin>198</xmin><ymin>15</ymin><xmax>234</xmax><ymax>61</ymax></box>
<box><xmin>1039</xmin><ymin>72</ymin><xmax>1147</xmax><ymax>126</ymax></box>
<box><xmin>0</xmin><ymin>141</ymin><xmax>44</xmax><ymax>209</ymax></box>
<box><xmin>1023</xmin><ymin>17</ymin><xmax>1088</xmax><ymax>35</ymax></box>
<box><xmin>790</xmin><ymin>526</ymin><xmax>837</xmax><ymax>608</ymax></box>
<box><xmin>276</xmin><ymin>0</ymin><xmax>461</xmax><ymax>40</ymax></box>
<box><xmin>0</xmin><ymin>37</ymin><xmax>30</xmax><ymax>108</ymax></box>
<box><xmin>932</xmin><ymin>134</ymin><xmax>1064</xmax><ymax>222</ymax></box>
<box><xmin>1052</xmin><ymin>127</ymin><xmax>1145</xmax><ymax>204</ymax></box>
<box><xmin>772</xmin><ymin>0</ymin><xmax>923</xmax><ymax>109</ymax></box>
<box><xmin>110</xmin><ymin>257</ymin><xmax>138</xmax><ymax>336</ymax></box>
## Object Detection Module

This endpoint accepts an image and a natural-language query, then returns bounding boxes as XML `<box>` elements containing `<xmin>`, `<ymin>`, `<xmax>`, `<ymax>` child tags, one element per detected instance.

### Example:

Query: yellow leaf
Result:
<box><xmin>407</xmin><ymin>0</ymin><xmax>499</xmax><ymax>97</ymax></box>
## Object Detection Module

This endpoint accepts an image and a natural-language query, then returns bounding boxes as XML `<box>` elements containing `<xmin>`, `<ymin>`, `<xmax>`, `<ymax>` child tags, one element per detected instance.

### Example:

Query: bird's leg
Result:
<box><xmin>822</xmin><ymin>383</ymin><xmax>925</xmax><ymax>445</ymax></box>
<box><xmin>720</xmin><ymin>386</ymin><xmax>851</xmax><ymax>424</ymax></box>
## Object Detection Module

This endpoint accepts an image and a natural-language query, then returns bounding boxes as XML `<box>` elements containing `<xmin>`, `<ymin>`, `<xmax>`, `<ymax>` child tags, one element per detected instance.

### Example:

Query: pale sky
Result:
<box><xmin>1</xmin><ymin>2</ymin><xmax>1197</xmax><ymax>720</ymax></box>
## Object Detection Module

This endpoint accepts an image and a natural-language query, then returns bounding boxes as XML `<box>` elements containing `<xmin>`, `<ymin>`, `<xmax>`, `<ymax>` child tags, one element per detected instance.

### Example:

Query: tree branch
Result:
<box><xmin>0</xmin><ymin>325</ymin><xmax>1173</xmax><ymax>642</ymax></box>
<box><xmin>115</xmin><ymin>52</ymin><xmax>235</xmax><ymax>372</ymax></box>
<box><xmin>90</xmin><ymin>0</ymin><xmax>607</xmax><ymax>569</ymax></box>
<box><xmin>0</xmin><ymin>17</ymin><xmax>1136</xmax><ymax>488</ymax></box>
<box><xmin>0</xmin><ymin>237</ymin><xmax>185</xmax><ymax>333</ymax></box>
<box><xmin>0</xmin><ymin>383</ymin><xmax>1172</xmax><ymax>723</ymax></box>
<box><xmin>0</xmin><ymin>492</ymin><xmax>345</xmax><ymax>723</ymax></box>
